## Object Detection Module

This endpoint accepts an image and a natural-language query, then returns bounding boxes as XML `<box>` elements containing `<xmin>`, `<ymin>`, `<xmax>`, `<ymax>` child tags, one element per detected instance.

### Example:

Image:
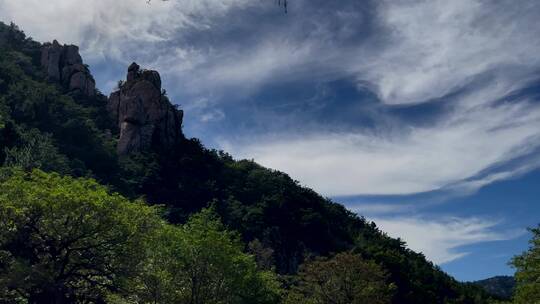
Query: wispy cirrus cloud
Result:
<box><xmin>357</xmin><ymin>0</ymin><xmax>540</xmax><ymax>105</ymax></box>
<box><xmin>372</xmin><ymin>216</ymin><xmax>522</xmax><ymax>264</ymax></box>
<box><xmin>7</xmin><ymin>0</ymin><xmax>535</xmax><ymax>198</ymax></box>
<box><xmin>0</xmin><ymin>0</ymin><xmax>258</xmax><ymax>64</ymax></box>
<box><xmin>3</xmin><ymin>0</ymin><xmax>540</xmax><ymax>195</ymax></box>
<box><xmin>223</xmin><ymin>92</ymin><xmax>540</xmax><ymax>195</ymax></box>
<box><xmin>216</xmin><ymin>0</ymin><xmax>540</xmax><ymax>197</ymax></box>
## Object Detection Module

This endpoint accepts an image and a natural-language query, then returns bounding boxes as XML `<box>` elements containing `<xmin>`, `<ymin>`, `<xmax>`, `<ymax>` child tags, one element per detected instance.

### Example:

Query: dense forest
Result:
<box><xmin>473</xmin><ymin>277</ymin><xmax>515</xmax><ymax>301</ymax></box>
<box><xmin>0</xmin><ymin>22</ymin><xmax>538</xmax><ymax>304</ymax></box>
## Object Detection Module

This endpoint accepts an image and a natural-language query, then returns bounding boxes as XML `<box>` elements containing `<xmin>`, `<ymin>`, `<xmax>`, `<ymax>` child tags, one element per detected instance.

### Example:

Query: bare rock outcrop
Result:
<box><xmin>41</xmin><ymin>40</ymin><xmax>95</xmax><ymax>96</ymax></box>
<box><xmin>108</xmin><ymin>62</ymin><xmax>184</xmax><ymax>155</ymax></box>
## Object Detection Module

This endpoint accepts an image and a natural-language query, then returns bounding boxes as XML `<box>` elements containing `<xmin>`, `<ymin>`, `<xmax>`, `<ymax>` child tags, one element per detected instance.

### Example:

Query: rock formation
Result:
<box><xmin>41</xmin><ymin>40</ymin><xmax>183</xmax><ymax>155</ymax></box>
<box><xmin>108</xmin><ymin>62</ymin><xmax>184</xmax><ymax>155</ymax></box>
<box><xmin>41</xmin><ymin>40</ymin><xmax>95</xmax><ymax>96</ymax></box>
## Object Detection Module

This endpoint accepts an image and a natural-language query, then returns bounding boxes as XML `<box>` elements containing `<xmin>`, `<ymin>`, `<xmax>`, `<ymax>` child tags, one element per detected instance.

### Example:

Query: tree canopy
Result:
<box><xmin>511</xmin><ymin>225</ymin><xmax>540</xmax><ymax>304</ymax></box>
<box><xmin>0</xmin><ymin>169</ymin><xmax>281</xmax><ymax>303</ymax></box>
<box><xmin>0</xmin><ymin>169</ymin><xmax>161</xmax><ymax>302</ymax></box>
<box><xmin>284</xmin><ymin>252</ymin><xmax>395</xmax><ymax>304</ymax></box>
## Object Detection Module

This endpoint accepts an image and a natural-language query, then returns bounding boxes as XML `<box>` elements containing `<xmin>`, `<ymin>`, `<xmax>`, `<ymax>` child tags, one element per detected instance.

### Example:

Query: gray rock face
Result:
<box><xmin>41</xmin><ymin>40</ymin><xmax>95</xmax><ymax>96</ymax></box>
<box><xmin>108</xmin><ymin>62</ymin><xmax>184</xmax><ymax>155</ymax></box>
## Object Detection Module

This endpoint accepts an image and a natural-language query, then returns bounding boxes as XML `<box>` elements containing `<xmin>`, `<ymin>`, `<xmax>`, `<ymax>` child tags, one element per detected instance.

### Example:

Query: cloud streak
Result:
<box><xmin>358</xmin><ymin>0</ymin><xmax>540</xmax><ymax>105</ymax></box>
<box><xmin>372</xmin><ymin>216</ymin><xmax>521</xmax><ymax>264</ymax></box>
<box><xmin>224</xmin><ymin>94</ymin><xmax>540</xmax><ymax>195</ymax></box>
<box><xmin>3</xmin><ymin>0</ymin><xmax>540</xmax><ymax>196</ymax></box>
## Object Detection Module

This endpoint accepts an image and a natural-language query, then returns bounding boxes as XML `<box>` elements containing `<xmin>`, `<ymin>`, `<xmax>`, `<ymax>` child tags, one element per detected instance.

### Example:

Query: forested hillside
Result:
<box><xmin>474</xmin><ymin>276</ymin><xmax>515</xmax><ymax>301</ymax></box>
<box><xmin>0</xmin><ymin>21</ymin><xmax>506</xmax><ymax>303</ymax></box>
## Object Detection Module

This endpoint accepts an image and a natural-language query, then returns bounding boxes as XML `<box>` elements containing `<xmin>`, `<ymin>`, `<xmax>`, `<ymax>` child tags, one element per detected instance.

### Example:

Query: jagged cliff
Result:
<box><xmin>108</xmin><ymin>62</ymin><xmax>184</xmax><ymax>155</ymax></box>
<box><xmin>40</xmin><ymin>42</ymin><xmax>184</xmax><ymax>155</ymax></box>
<box><xmin>41</xmin><ymin>40</ymin><xmax>95</xmax><ymax>96</ymax></box>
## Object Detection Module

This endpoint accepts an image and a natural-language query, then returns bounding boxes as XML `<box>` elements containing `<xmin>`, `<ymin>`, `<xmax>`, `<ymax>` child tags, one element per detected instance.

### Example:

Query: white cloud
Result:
<box><xmin>1</xmin><ymin>0</ymin><xmax>168</xmax><ymax>54</ymax></box>
<box><xmin>5</xmin><ymin>0</ymin><xmax>539</xmax><ymax>104</ymax></box>
<box><xmin>347</xmin><ymin>203</ymin><xmax>415</xmax><ymax>216</ymax></box>
<box><xmin>217</xmin><ymin>0</ymin><xmax>540</xmax><ymax>196</ymax></box>
<box><xmin>371</xmin><ymin>216</ymin><xmax>521</xmax><ymax>264</ymax></box>
<box><xmin>0</xmin><ymin>0</ymin><xmax>253</xmax><ymax>62</ymax></box>
<box><xmin>164</xmin><ymin>0</ymin><xmax>540</xmax><ymax>106</ymax></box>
<box><xmin>2</xmin><ymin>0</ymin><xmax>540</xmax><ymax>197</ymax></box>
<box><xmin>223</xmin><ymin>93</ymin><xmax>540</xmax><ymax>195</ymax></box>
<box><xmin>200</xmin><ymin>109</ymin><xmax>225</xmax><ymax>122</ymax></box>
<box><xmin>356</xmin><ymin>0</ymin><xmax>540</xmax><ymax>104</ymax></box>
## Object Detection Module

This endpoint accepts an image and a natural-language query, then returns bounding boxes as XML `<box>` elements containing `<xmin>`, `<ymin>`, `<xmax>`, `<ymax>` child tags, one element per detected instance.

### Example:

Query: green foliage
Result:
<box><xmin>144</xmin><ymin>150</ymin><xmax>364</xmax><ymax>275</ymax></box>
<box><xmin>0</xmin><ymin>170</ymin><xmax>282</xmax><ymax>303</ymax></box>
<box><xmin>351</xmin><ymin>227</ymin><xmax>493</xmax><ymax>303</ymax></box>
<box><xmin>0</xmin><ymin>169</ymin><xmax>164</xmax><ymax>302</ymax></box>
<box><xmin>177</xmin><ymin>209</ymin><xmax>279</xmax><ymax>303</ymax></box>
<box><xmin>0</xmin><ymin>97</ymin><xmax>7</xmax><ymax>131</ymax></box>
<box><xmin>511</xmin><ymin>225</ymin><xmax>540</xmax><ymax>304</ymax></box>
<box><xmin>284</xmin><ymin>252</ymin><xmax>395</xmax><ymax>304</ymax></box>
<box><xmin>0</xmin><ymin>22</ymin><xmax>41</xmax><ymax>64</ymax></box>
<box><xmin>0</xmin><ymin>23</ymin><xmax>118</xmax><ymax>180</ymax></box>
<box><xmin>248</xmin><ymin>239</ymin><xmax>276</xmax><ymax>271</ymax></box>
<box><xmin>119</xmin><ymin>208</ymin><xmax>282</xmax><ymax>304</ymax></box>
<box><xmin>474</xmin><ymin>276</ymin><xmax>515</xmax><ymax>301</ymax></box>
<box><xmin>4</xmin><ymin>128</ymin><xmax>70</xmax><ymax>174</ymax></box>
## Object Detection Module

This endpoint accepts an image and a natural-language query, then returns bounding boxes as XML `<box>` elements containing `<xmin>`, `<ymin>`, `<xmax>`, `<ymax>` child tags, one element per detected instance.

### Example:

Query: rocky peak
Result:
<box><xmin>41</xmin><ymin>40</ymin><xmax>95</xmax><ymax>96</ymax></box>
<box><xmin>108</xmin><ymin>62</ymin><xmax>184</xmax><ymax>155</ymax></box>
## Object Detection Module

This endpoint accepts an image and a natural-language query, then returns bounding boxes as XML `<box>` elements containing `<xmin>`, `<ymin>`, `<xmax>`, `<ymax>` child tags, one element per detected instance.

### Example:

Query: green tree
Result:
<box><xmin>0</xmin><ymin>169</ymin><xmax>282</xmax><ymax>304</ymax></box>
<box><xmin>0</xmin><ymin>169</ymin><xmax>164</xmax><ymax>303</ymax></box>
<box><xmin>4</xmin><ymin>128</ymin><xmax>70</xmax><ymax>174</ymax></box>
<box><xmin>120</xmin><ymin>208</ymin><xmax>282</xmax><ymax>304</ymax></box>
<box><xmin>511</xmin><ymin>225</ymin><xmax>540</xmax><ymax>304</ymax></box>
<box><xmin>285</xmin><ymin>252</ymin><xmax>395</xmax><ymax>304</ymax></box>
<box><xmin>248</xmin><ymin>239</ymin><xmax>275</xmax><ymax>271</ymax></box>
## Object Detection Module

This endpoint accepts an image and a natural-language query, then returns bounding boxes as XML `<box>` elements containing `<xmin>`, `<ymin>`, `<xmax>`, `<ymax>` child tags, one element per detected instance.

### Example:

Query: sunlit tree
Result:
<box><xmin>512</xmin><ymin>225</ymin><xmax>540</xmax><ymax>304</ymax></box>
<box><xmin>285</xmin><ymin>252</ymin><xmax>395</xmax><ymax>304</ymax></box>
<box><xmin>0</xmin><ymin>169</ymin><xmax>164</xmax><ymax>303</ymax></box>
<box><xmin>115</xmin><ymin>208</ymin><xmax>282</xmax><ymax>304</ymax></box>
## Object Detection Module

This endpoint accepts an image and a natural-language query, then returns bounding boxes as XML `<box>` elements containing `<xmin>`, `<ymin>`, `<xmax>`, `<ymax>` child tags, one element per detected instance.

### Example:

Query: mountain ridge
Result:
<box><xmin>473</xmin><ymin>276</ymin><xmax>515</xmax><ymax>300</ymax></box>
<box><xmin>0</xmin><ymin>21</ymin><xmax>499</xmax><ymax>303</ymax></box>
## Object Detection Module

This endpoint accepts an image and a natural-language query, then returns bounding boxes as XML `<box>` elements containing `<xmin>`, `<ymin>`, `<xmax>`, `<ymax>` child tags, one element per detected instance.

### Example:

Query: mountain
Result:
<box><xmin>474</xmin><ymin>276</ymin><xmax>515</xmax><ymax>300</ymax></box>
<box><xmin>0</xmin><ymin>21</ymin><xmax>497</xmax><ymax>303</ymax></box>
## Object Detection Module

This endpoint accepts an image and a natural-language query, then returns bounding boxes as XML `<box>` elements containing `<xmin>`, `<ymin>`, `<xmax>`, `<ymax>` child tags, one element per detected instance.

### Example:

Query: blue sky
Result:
<box><xmin>1</xmin><ymin>0</ymin><xmax>539</xmax><ymax>281</ymax></box>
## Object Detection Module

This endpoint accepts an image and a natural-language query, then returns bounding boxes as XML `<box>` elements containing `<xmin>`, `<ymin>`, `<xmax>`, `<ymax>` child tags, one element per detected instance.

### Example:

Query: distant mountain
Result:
<box><xmin>474</xmin><ymin>276</ymin><xmax>515</xmax><ymax>300</ymax></box>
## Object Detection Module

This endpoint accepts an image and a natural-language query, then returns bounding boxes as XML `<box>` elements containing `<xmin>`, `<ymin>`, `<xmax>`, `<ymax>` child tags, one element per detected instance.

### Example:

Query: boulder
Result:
<box><xmin>127</xmin><ymin>62</ymin><xmax>140</xmax><ymax>82</ymax></box>
<box><xmin>107</xmin><ymin>62</ymin><xmax>184</xmax><ymax>155</ymax></box>
<box><xmin>69</xmin><ymin>71</ymin><xmax>96</xmax><ymax>96</ymax></box>
<box><xmin>41</xmin><ymin>40</ymin><xmax>62</xmax><ymax>81</ymax></box>
<box><xmin>41</xmin><ymin>40</ymin><xmax>95</xmax><ymax>96</ymax></box>
<box><xmin>63</xmin><ymin>45</ymin><xmax>82</xmax><ymax>65</ymax></box>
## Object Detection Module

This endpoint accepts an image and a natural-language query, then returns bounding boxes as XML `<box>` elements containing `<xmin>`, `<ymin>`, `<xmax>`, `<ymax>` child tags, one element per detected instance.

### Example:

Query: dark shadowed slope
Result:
<box><xmin>474</xmin><ymin>276</ymin><xmax>515</xmax><ymax>300</ymax></box>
